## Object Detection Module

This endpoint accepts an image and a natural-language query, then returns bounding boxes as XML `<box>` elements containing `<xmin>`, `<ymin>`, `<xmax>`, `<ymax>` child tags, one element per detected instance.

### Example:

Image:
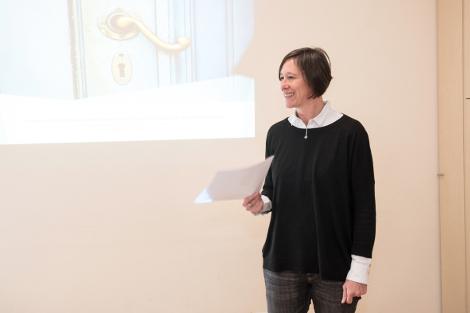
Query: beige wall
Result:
<box><xmin>0</xmin><ymin>0</ymin><xmax>439</xmax><ymax>312</ymax></box>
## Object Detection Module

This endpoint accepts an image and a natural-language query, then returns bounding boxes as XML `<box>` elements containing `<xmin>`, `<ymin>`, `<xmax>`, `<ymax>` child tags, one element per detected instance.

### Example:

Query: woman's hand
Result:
<box><xmin>243</xmin><ymin>192</ymin><xmax>264</xmax><ymax>214</ymax></box>
<box><xmin>341</xmin><ymin>280</ymin><xmax>367</xmax><ymax>304</ymax></box>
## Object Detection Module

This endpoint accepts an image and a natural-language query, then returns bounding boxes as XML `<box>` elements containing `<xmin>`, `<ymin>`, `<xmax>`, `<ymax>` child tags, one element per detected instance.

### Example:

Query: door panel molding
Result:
<box><xmin>68</xmin><ymin>0</ymin><xmax>86</xmax><ymax>99</ymax></box>
<box><xmin>438</xmin><ymin>0</ymin><xmax>466</xmax><ymax>312</ymax></box>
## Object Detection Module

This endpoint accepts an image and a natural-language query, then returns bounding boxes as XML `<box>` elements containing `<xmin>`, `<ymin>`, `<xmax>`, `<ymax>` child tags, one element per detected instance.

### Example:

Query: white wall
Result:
<box><xmin>0</xmin><ymin>0</ymin><xmax>439</xmax><ymax>312</ymax></box>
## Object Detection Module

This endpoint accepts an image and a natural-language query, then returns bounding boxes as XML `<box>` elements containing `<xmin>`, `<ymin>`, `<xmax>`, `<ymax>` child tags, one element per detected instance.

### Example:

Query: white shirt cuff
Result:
<box><xmin>346</xmin><ymin>255</ymin><xmax>371</xmax><ymax>285</ymax></box>
<box><xmin>252</xmin><ymin>195</ymin><xmax>272</xmax><ymax>216</ymax></box>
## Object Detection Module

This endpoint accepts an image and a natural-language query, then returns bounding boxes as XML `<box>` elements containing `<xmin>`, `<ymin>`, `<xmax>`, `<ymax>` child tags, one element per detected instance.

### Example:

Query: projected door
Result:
<box><xmin>0</xmin><ymin>0</ymin><xmax>254</xmax><ymax>144</ymax></box>
<box><xmin>73</xmin><ymin>0</ymin><xmax>252</xmax><ymax>99</ymax></box>
<box><xmin>0</xmin><ymin>0</ymin><xmax>253</xmax><ymax>100</ymax></box>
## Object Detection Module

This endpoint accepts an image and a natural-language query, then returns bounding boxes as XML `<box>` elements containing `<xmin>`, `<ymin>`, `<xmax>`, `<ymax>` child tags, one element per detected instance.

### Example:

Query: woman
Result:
<box><xmin>243</xmin><ymin>47</ymin><xmax>376</xmax><ymax>313</ymax></box>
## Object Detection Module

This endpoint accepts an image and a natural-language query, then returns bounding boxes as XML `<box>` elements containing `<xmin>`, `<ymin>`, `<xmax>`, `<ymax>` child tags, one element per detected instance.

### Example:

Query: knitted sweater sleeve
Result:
<box><xmin>349</xmin><ymin>123</ymin><xmax>376</xmax><ymax>258</ymax></box>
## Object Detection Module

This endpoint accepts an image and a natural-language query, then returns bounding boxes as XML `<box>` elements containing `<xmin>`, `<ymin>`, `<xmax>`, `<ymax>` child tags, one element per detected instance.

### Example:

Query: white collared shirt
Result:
<box><xmin>256</xmin><ymin>101</ymin><xmax>372</xmax><ymax>285</ymax></box>
<box><xmin>287</xmin><ymin>100</ymin><xmax>343</xmax><ymax>129</ymax></box>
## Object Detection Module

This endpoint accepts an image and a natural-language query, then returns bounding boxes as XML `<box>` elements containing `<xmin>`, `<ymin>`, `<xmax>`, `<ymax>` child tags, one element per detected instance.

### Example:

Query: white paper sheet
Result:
<box><xmin>194</xmin><ymin>156</ymin><xmax>274</xmax><ymax>203</ymax></box>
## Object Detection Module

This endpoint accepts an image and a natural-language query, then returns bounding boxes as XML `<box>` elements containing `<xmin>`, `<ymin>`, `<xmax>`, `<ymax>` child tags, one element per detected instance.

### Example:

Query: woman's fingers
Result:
<box><xmin>243</xmin><ymin>193</ymin><xmax>264</xmax><ymax>214</ymax></box>
<box><xmin>246</xmin><ymin>201</ymin><xmax>262</xmax><ymax>212</ymax></box>
<box><xmin>243</xmin><ymin>193</ymin><xmax>263</xmax><ymax>214</ymax></box>
<box><xmin>243</xmin><ymin>192</ymin><xmax>261</xmax><ymax>207</ymax></box>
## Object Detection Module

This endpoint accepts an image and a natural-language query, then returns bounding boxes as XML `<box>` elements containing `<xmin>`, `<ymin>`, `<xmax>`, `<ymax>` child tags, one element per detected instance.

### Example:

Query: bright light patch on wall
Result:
<box><xmin>0</xmin><ymin>76</ymin><xmax>254</xmax><ymax>144</ymax></box>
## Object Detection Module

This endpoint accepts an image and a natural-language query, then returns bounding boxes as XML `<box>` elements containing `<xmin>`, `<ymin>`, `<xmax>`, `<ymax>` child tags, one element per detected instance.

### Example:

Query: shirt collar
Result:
<box><xmin>288</xmin><ymin>100</ymin><xmax>333</xmax><ymax>129</ymax></box>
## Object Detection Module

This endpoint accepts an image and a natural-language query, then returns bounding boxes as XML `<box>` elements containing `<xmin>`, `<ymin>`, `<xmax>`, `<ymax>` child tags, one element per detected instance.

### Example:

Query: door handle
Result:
<box><xmin>98</xmin><ymin>6</ymin><xmax>191</xmax><ymax>52</ymax></box>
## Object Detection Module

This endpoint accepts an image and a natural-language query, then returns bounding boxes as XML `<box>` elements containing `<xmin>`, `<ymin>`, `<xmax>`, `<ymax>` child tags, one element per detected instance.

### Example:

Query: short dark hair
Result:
<box><xmin>279</xmin><ymin>47</ymin><xmax>332</xmax><ymax>99</ymax></box>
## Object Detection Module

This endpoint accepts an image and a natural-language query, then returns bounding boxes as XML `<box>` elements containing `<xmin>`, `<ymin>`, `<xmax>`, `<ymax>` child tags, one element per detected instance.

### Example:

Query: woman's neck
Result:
<box><xmin>296</xmin><ymin>97</ymin><xmax>325</xmax><ymax>126</ymax></box>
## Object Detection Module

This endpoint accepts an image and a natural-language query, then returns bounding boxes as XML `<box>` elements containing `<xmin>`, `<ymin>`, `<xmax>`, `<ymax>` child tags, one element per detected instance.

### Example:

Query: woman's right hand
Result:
<box><xmin>243</xmin><ymin>192</ymin><xmax>264</xmax><ymax>214</ymax></box>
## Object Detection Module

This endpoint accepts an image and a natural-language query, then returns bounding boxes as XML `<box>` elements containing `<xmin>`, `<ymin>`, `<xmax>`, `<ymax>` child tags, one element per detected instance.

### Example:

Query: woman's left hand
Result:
<box><xmin>341</xmin><ymin>279</ymin><xmax>367</xmax><ymax>304</ymax></box>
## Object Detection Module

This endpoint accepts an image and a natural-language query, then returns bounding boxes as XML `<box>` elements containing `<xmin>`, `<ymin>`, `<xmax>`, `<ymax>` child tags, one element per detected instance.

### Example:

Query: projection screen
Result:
<box><xmin>0</xmin><ymin>0</ymin><xmax>254</xmax><ymax>144</ymax></box>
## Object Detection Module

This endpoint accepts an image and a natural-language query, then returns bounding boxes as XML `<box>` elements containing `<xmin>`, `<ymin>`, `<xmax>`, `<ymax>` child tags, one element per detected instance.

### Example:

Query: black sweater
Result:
<box><xmin>261</xmin><ymin>115</ymin><xmax>376</xmax><ymax>281</ymax></box>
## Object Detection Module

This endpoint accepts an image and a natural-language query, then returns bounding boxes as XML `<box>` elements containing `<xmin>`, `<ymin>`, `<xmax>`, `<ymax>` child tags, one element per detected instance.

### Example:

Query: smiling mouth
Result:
<box><xmin>283</xmin><ymin>92</ymin><xmax>294</xmax><ymax>97</ymax></box>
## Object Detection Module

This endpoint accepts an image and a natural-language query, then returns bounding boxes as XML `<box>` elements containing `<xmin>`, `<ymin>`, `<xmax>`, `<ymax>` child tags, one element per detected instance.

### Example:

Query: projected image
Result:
<box><xmin>0</xmin><ymin>0</ymin><xmax>254</xmax><ymax>144</ymax></box>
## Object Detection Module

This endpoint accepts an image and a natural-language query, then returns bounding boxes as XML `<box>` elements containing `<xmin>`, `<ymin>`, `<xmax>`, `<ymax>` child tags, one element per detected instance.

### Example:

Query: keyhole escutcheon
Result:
<box><xmin>112</xmin><ymin>52</ymin><xmax>132</xmax><ymax>85</ymax></box>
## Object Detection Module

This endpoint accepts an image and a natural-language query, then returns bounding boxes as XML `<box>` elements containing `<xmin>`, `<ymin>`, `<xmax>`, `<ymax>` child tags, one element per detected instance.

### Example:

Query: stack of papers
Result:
<box><xmin>194</xmin><ymin>156</ymin><xmax>274</xmax><ymax>203</ymax></box>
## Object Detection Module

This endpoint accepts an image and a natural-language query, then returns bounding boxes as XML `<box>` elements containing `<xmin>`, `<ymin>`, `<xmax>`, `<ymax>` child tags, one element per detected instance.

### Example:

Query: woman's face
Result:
<box><xmin>280</xmin><ymin>58</ymin><xmax>313</xmax><ymax>110</ymax></box>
